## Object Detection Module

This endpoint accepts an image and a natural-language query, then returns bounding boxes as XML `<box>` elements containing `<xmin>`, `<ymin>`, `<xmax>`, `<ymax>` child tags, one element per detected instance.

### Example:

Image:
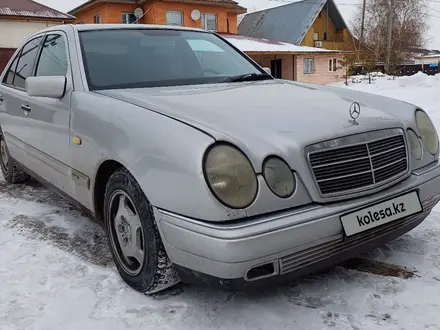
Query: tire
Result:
<box><xmin>103</xmin><ymin>168</ymin><xmax>180</xmax><ymax>294</ymax></box>
<box><xmin>0</xmin><ymin>134</ymin><xmax>30</xmax><ymax>184</ymax></box>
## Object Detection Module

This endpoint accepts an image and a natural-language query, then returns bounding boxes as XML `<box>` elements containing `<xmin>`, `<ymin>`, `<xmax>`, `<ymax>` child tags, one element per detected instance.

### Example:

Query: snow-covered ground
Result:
<box><xmin>3</xmin><ymin>73</ymin><xmax>440</xmax><ymax>330</ymax></box>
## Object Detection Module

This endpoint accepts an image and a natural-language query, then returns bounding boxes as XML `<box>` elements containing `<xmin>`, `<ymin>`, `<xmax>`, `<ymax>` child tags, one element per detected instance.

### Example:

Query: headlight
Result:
<box><xmin>416</xmin><ymin>110</ymin><xmax>439</xmax><ymax>155</ymax></box>
<box><xmin>263</xmin><ymin>157</ymin><xmax>295</xmax><ymax>198</ymax></box>
<box><xmin>407</xmin><ymin>129</ymin><xmax>422</xmax><ymax>160</ymax></box>
<box><xmin>204</xmin><ymin>144</ymin><xmax>257</xmax><ymax>209</ymax></box>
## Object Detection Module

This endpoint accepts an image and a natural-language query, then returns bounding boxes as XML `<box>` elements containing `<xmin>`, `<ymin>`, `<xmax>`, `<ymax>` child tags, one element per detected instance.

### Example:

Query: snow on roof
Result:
<box><xmin>414</xmin><ymin>54</ymin><xmax>440</xmax><ymax>59</ymax></box>
<box><xmin>220</xmin><ymin>34</ymin><xmax>344</xmax><ymax>53</ymax></box>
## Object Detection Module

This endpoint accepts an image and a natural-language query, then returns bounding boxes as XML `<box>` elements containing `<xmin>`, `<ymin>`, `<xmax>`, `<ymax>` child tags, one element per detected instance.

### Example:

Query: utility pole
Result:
<box><xmin>385</xmin><ymin>0</ymin><xmax>394</xmax><ymax>73</ymax></box>
<box><xmin>360</xmin><ymin>0</ymin><xmax>366</xmax><ymax>43</ymax></box>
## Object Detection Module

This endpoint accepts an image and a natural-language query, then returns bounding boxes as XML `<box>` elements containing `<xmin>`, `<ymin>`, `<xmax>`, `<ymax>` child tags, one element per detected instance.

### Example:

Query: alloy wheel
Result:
<box><xmin>109</xmin><ymin>190</ymin><xmax>145</xmax><ymax>276</ymax></box>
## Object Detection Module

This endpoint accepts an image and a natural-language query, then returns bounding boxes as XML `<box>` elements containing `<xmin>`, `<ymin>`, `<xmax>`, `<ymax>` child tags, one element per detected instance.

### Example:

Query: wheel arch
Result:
<box><xmin>93</xmin><ymin>159</ymin><xmax>125</xmax><ymax>221</ymax></box>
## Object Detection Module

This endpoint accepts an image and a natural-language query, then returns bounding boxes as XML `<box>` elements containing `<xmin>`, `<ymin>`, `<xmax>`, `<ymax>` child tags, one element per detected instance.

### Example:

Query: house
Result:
<box><xmin>220</xmin><ymin>34</ymin><xmax>346</xmax><ymax>85</ymax></box>
<box><xmin>68</xmin><ymin>0</ymin><xmax>247</xmax><ymax>33</ymax></box>
<box><xmin>0</xmin><ymin>0</ymin><xmax>74</xmax><ymax>71</ymax></box>
<box><xmin>238</xmin><ymin>0</ymin><xmax>356</xmax><ymax>51</ymax></box>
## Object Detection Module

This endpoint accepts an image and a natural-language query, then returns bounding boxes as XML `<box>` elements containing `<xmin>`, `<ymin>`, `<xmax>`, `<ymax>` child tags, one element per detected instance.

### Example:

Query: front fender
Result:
<box><xmin>71</xmin><ymin>91</ymin><xmax>246</xmax><ymax>221</ymax></box>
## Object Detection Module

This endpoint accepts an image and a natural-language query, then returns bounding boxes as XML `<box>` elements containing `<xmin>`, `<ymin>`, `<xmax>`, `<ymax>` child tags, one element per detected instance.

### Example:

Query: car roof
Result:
<box><xmin>39</xmin><ymin>23</ymin><xmax>207</xmax><ymax>34</ymax></box>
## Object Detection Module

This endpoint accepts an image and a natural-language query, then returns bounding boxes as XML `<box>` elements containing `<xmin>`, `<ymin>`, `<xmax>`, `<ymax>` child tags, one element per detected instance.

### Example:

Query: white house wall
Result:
<box><xmin>0</xmin><ymin>20</ymin><xmax>61</xmax><ymax>48</ymax></box>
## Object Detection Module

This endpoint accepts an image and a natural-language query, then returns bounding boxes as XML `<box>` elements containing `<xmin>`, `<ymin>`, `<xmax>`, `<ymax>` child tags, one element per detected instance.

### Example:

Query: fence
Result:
<box><xmin>352</xmin><ymin>63</ymin><xmax>439</xmax><ymax>77</ymax></box>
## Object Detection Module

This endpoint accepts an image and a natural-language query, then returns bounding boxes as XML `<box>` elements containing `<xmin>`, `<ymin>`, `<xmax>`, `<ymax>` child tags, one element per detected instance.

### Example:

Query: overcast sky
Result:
<box><xmin>36</xmin><ymin>0</ymin><xmax>440</xmax><ymax>50</ymax></box>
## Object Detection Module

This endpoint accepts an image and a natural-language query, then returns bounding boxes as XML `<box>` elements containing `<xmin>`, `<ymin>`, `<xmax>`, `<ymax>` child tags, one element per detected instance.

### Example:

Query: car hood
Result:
<box><xmin>98</xmin><ymin>80</ymin><xmax>409</xmax><ymax>172</ymax></box>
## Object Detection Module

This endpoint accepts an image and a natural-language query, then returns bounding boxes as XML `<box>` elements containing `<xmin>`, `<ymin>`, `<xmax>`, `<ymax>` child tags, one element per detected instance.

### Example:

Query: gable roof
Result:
<box><xmin>238</xmin><ymin>0</ymin><xmax>349</xmax><ymax>45</ymax></box>
<box><xmin>68</xmin><ymin>0</ymin><xmax>246</xmax><ymax>15</ymax></box>
<box><xmin>0</xmin><ymin>0</ymin><xmax>74</xmax><ymax>20</ymax></box>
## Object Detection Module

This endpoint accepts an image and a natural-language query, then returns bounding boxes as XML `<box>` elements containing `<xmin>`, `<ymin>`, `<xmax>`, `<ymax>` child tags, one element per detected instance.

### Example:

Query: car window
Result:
<box><xmin>187</xmin><ymin>39</ymin><xmax>244</xmax><ymax>75</ymax></box>
<box><xmin>13</xmin><ymin>37</ymin><xmax>43</xmax><ymax>89</ymax></box>
<box><xmin>2</xmin><ymin>54</ymin><xmax>19</xmax><ymax>86</ymax></box>
<box><xmin>79</xmin><ymin>29</ymin><xmax>264</xmax><ymax>90</ymax></box>
<box><xmin>36</xmin><ymin>34</ymin><xmax>68</xmax><ymax>76</ymax></box>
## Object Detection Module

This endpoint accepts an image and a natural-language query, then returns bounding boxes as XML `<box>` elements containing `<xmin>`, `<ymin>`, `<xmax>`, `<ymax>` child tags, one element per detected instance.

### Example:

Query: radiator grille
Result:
<box><xmin>308</xmin><ymin>133</ymin><xmax>408</xmax><ymax>196</ymax></box>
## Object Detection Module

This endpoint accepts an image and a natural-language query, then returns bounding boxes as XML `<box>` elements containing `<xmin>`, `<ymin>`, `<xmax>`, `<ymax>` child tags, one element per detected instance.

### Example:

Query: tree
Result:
<box><xmin>338</xmin><ymin>53</ymin><xmax>355</xmax><ymax>85</ymax></box>
<box><xmin>351</xmin><ymin>0</ymin><xmax>429</xmax><ymax>74</ymax></box>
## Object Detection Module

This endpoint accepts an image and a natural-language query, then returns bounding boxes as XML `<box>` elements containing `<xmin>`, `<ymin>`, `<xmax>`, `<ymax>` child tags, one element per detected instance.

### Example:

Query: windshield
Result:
<box><xmin>79</xmin><ymin>29</ymin><xmax>268</xmax><ymax>90</ymax></box>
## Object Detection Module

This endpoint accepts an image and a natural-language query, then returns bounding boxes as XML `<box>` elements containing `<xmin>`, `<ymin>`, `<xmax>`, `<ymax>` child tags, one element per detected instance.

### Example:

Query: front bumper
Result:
<box><xmin>154</xmin><ymin>161</ymin><xmax>440</xmax><ymax>290</ymax></box>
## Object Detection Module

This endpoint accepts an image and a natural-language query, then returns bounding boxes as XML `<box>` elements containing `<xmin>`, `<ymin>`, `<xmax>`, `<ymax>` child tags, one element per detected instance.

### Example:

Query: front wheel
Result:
<box><xmin>104</xmin><ymin>168</ymin><xmax>180</xmax><ymax>294</ymax></box>
<box><xmin>0</xmin><ymin>134</ymin><xmax>30</xmax><ymax>184</ymax></box>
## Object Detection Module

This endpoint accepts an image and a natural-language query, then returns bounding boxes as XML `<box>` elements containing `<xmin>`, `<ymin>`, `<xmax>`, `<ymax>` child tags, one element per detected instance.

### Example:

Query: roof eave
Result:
<box><xmin>0</xmin><ymin>14</ymin><xmax>75</xmax><ymax>20</ymax></box>
<box><xmin>69</xmin><ymin>0</ymin><xmax>246</xmax><ymax>15</ymax></box>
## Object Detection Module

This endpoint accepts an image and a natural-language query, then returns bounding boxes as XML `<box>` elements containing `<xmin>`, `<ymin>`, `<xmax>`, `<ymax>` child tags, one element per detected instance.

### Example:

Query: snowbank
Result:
<box><xmin>335</xmin><ymin>71</ymin><xmax>440</xmax><ymax>157</ymax></box>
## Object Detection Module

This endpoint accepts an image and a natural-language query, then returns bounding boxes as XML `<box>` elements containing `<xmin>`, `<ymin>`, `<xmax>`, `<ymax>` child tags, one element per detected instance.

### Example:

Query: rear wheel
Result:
<box><xmin>0</xmin><ymin>134</ymin><xmax>30</xmax><ymax>184</ymax></box>
<box><xmin>104</xmin><ymin>168</ymin><xmax>180</xmax><ymax>294</ymax></box>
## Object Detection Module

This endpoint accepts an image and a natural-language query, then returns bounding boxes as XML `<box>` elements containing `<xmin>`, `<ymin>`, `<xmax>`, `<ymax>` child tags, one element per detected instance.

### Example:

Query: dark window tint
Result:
<box><xmin>3</xmin><ymin>55</ymin><xmax>19</xmax><ymax>85</ymax></box>
<box><xmin>14</xmin><ymin>37</ymin><xmax>42</xmax><ymax>89</ymax></box>
<box><xmin>36</xmin><ymin>34</ymin><xmax>68</xmax><ymax>76</ymax></box>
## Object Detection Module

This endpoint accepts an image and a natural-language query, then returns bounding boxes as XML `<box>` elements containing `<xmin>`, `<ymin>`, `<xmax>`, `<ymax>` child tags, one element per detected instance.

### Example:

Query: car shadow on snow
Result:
<box><xmin>0</xmin><ymin>177</ymin><xmax>114</xmax><ymax>268</ymax></box>
<box><xmin>1</xmin><ymin>177</ymin><xmax>438</xmax><ymax>302</ymax></box>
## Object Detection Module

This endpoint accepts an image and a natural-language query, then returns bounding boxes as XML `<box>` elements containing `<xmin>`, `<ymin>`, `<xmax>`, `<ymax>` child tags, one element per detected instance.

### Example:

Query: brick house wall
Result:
<box><xmin>247</xmin><ymin>53</ymin><xmax>345</xmax><ymax>85</ymax></box>
<box><xmin>74</xmin><ymin>1</ymin><xmax>240</xmax><ymax>33</ymax></box>
<box><xmin>249</xmin><ymin>54</ymin><xmax>295</xmax><ymax>80</ymax></box>
<box><xmin>295</xmin><ymin>54</ymin><xmax>344</xmax><ymax>85</ymax></box>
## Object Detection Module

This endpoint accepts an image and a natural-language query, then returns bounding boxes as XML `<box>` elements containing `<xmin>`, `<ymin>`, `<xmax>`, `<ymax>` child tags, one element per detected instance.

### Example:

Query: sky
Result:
<box><xmin>36</xmin><ymin>0</ymin><xmax>440</xmax><ymax>50</ymax></box>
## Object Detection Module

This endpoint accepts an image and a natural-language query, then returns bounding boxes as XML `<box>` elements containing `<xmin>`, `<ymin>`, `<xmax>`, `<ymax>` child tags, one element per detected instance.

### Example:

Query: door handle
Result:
<box><xmin>21</xmin><ymin>102</ymin><xmax>31</xmax><ymax>112</ymax></box>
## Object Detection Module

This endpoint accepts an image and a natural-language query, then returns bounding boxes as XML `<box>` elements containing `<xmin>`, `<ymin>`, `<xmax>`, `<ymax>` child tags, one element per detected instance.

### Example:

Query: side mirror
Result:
<box><xmin>263</xmin><ymin>67</ymin><xmax>272</xmax><ymax>75</ymax></box>
<box><xmin>26</xmin><ymin>76</ymin><xmax>66</xmax><ymax>99</ymax></box>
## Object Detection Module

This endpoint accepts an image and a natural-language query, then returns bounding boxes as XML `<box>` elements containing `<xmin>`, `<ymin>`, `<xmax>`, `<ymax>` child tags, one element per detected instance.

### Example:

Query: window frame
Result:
<box><xmin>201</xmin><ymin>13</ymin><xmax>217</xmax><ymax>31</ymax></box>
<box><xmin>94</xmin><ymin>14</ymin><xmax>101</xmax><ymax>24</ymax></box>
<box><xmin>35</xmin><ymin>33</ymin><xmax>69</xmax><ymax>77</ymax></box>
<box><xmin>166</xmin><ymin>10</ymin><xmax>183</xmax><ymax>26</ymax></box>
<box><xmin>328</xmin><ymin>58</ymin><xmax>337</xmax><ymax>72</ymax></box>
<box><xmin>313</xmin><ymin>32</ymin><xmax>319</xmax><ymax>41</ymax></box>
<box><xmin>122</xmin><ymin>12</ymin><xmax>137</xmax><ymax>24</ymax></box>
<box><xmin>1</xmin><ymin>35</ymin><xmax>44</xmax><ymax>91</ymax></box>
<box><xmin>303</xmin><ymin>58</ymin><xmax>314</xmax><ymax>74</ymax></box>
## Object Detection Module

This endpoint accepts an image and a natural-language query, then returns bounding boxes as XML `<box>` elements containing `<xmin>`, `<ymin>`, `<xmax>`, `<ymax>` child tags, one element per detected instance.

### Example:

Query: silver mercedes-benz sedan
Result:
<box><xmin>0</xmin><ymin>24</ymin><xmax>439</xmax><ymax>294</ymax></box>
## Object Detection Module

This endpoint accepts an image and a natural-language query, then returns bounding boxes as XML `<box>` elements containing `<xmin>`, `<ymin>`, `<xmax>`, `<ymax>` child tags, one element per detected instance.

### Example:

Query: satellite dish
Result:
<box><xmin>191</xmin><ymin>9</ymin><xmax>201</xmax><ymax>21</ymax></box>
<box><xmin>134</xmin><ymin>7</ymin><xmax>144</xmax><ymax>19</ymax></box>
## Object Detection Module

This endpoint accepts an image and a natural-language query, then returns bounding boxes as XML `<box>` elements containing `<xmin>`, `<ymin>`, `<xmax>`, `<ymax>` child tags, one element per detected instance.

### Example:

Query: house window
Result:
<box><xmin>304</xmin><ymin>58</ymin><xmax>314</xmax><ymax>74</ymax></box>
<box><xmin>328</xmin><ymin>58</ymin><xmax>337</xmax><ymax>72</ymax></box>
<box><xmin>166</xmin><ymin>10</ymin><xmax>183</xmax><ymax>26</ymax></box>
<box><xmin>324</xmin><ymin>32</ymin><xmax>328</xmax><ymax>41</ymax></box>
<box><xmin>201</xmin><ymin>13</ymin><xmax>217</xmax><ymax>31</ymax></box>
<box><xmin>313</xmin><ymin>32</ymin><xmax>319</xmax><ymax>41</ymax></box>
<box><xmin>94</xmin><ymin>14</ymin><xmax>101</xmax><ymax>24</ymax></box>
<box><xmin>122</xmin><ymin>12</ymin><xmax>136</xmax><ymax>24</ymax></box>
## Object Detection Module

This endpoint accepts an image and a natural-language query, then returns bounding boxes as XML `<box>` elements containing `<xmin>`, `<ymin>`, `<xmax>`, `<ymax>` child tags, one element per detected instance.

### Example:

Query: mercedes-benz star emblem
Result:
<box><xmin>349</xmin><ymin>102</ymin><xmax>361</xmax><ymax>125</ymax></box>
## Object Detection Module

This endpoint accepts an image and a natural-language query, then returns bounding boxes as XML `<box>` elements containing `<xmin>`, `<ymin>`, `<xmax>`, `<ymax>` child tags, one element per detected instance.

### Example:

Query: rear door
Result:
<box><xmin>0</xmin><ymin>36</ymin><xmax>44</xmax><ymax>169</ymax></box>
<box><xmin>0</xmin><ymin>32</ymin><xmax>75</xmax><ymax>197</ymax></box>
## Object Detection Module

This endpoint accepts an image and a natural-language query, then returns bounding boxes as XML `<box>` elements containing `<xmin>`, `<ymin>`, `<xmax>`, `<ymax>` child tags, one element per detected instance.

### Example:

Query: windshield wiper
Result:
<box><xmin>222</xmin><ymin>73</ymin><xmax>273</xmax><ymax>83</ymax></box>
